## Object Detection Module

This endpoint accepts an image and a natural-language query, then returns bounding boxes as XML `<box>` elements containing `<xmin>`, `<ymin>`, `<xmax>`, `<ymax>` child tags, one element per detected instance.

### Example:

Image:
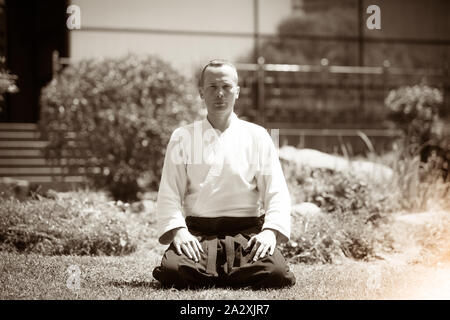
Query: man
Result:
<box><xmin>152</xmin><ymin>59</ymin><xmax>295</xmax><ymax>289</ymax></box>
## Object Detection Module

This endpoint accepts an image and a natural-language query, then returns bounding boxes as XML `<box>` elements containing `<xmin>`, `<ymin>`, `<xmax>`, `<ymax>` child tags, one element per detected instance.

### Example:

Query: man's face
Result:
<box><xmin>199</xmin><ymin>65</ymin><xmax>240</xmax><ymax>117</ymax></box>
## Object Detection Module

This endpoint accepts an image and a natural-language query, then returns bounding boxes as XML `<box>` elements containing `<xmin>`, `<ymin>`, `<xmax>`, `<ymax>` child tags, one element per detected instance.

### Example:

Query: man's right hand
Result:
<box><xmin>172</xmin><ymin>228</ymin><xmax>204</xmax><ymax>262</ymax></box>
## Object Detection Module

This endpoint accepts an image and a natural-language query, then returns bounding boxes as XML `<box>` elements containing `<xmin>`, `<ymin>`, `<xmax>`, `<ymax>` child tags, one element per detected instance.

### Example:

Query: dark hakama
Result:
<box><xmin>152</xmin><ymin>216</ymin><xmax>296</xmax><ymax>289</ymax></box>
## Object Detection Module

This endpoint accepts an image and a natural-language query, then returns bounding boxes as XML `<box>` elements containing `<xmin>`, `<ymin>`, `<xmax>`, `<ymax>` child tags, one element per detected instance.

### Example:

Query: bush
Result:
<box><xmin>281</xmin><ymin>160</ymin><xmax>394</xmax><ymax>263</ymax></box>
<box><xmin>39</xmin><ymin>54</ymin><xmax>201</xmax><ymax>201</ymax></box>
<box><xmin>0</xmin><ymin>191</ymin><xmax>138</xmax><ymax>256</ymax></box>
<box><xmin>0</xmin><ymin>56</ymin><xmax>19</xmax><ymax>112</ymax></box>
<box><xmin>374</xmin><ymin>143</ymin><xmax>450</xmax><ymax>212</ymax></box>
<box><xmin>385</xmin><ymin>85</ymin><xmax>445</xmax><ymax>154</ymax></box>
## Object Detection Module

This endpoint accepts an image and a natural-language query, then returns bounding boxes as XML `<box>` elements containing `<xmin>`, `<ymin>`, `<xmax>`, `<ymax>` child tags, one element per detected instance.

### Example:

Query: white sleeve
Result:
<box><xmin>156</xmin><ymin>128</ymin><xmax>189</xmax><ymax>244</ymax></box>
<box><xmin>256</xmin><ymin>130</ymin><xmax>291</xmax><ymax>242</ymax></box>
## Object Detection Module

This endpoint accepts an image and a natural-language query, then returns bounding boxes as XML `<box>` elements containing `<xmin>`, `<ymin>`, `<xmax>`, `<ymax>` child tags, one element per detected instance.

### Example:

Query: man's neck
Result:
<box><xmin>207</xmin><ymin>112</ymin><xmax>233</xmax><ymax>132</ymax></box>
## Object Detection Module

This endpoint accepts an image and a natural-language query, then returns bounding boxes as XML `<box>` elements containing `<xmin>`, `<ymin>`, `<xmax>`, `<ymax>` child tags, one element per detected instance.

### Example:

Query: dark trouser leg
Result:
<box><xmin>152</xmin><ymin>243</ymin><xmax>216</xmax><ymax>289</ymax></box>
<box><xmin>224</xmin><ymin>248</ymin><xmax>296</xmax><ymax>289</ymax></box>
<box><xmin>153</xmin><ymin>214</ymin><xmax>296</xmax><ymax>289</ymax></box>
<box><xmin>153</xmin><ymin>240</ymin><xmax>296</xmax><ymax>289</ymax></box>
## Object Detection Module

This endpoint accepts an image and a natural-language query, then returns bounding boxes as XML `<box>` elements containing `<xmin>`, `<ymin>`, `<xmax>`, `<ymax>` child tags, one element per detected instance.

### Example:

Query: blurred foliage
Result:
<box><xmin>39</xmin><ymin>54</ymin><xmax>201</xmax><ymax>201</ymax></box>
<box><xmin>385</xmin><ymin>85</ymin><xmax>449</xmax><ymax>177</ymax></box>
<box><xmin>242</xmin><ymin>5</ymin><xmax>442</xmax><ymax>68</ymax></box>
<box><xmin>279</xmin><ymin>135</ymin><xmax>450</xmax><ymax>264</ymax></box>
<box><xmin>281</xmin><ymin>160</ymin><xmax>393</xmax><ymax>264</ymax></box>
<box><xmin>259</xmin><ymin>7</ymin><xmax>358</xmax><ymax>65</ymax></box>
<box><xmin>385</xmin><ymin>85</ymin><xmax>444</xmax><ymax>145</ymax></box>
<box><xmin>0</xmin><ymin>191</ymin><xmax>137</xmax><ymax>256</ymax></box>
<box><xmin>0</xmin><ymin>56</ymin><xmax>19</xmax><ymax>112</ymax></box>
<box><xmin>236</xmin><ymin>6</ymin><xmax>443</xmax><ymax>128</ymax></box>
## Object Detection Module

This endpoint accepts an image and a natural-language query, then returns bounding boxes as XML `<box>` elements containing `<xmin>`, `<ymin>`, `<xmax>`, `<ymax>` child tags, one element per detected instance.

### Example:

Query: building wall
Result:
<box><xmin>69</xmin><ymin>0</ymin><xmax>292</xmax><ymax>76</ymax></box>
<box><xmin>68</xmin><ymin>0</ymin><xmax>449</xmax><ymax>76</ymax></box>
<box><xmin>299</xmin><ymin>0</ymin><xmax>450</xmax><ymax>40</ymax></box>
<box><xmin>363</xmin><ymin>0</ymin><xmax>450</xmax><ymax>40</ymax></box>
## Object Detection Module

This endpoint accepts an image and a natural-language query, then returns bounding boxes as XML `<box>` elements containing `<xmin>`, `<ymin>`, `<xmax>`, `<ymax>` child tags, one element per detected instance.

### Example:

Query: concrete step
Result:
<box><xmin>0</xmin><ymin>175</ymin><xmax>86</xmax><ymax>183</ymax></box>
<box><xmin>0</xmin><ymin>131</ymin><xmax>41</xmax><ymax>139</ymax></box>
<box><xmin>0</xmin><ymin>123</ymin><xmax>90</xmax><ymax>189</ymax></box>
<box><xmin>0</xmin><ymin>158</ymin><xmax>51</xmax><ymax>166</ymax></box>
<box><xmin>0</xmin><ymin>149</ymin><xmax>89</xmax><ymax>158</ymax></box>
<box><xmin>0</xmin><ymin>158</ymin><xmax>87</xmax><ymax>166</ymax></box>
<box><xmin>0</xmin><ymin>167</ymin><xmax>87</xmax><ymax>175</ymax></box>
<box><xmin>0</xmin><ymin>140</ymin><xmax>49</xmax><ymax>148</ymax></box>
<box><xmin>0</xmin><ymin>149</ymin><xmax>44</xmax><ymax>157</ymax></box>
<box><xmin>0</xmin><ymin>123</ymin><xmax>38</xmax><ymax>131</ymax></box>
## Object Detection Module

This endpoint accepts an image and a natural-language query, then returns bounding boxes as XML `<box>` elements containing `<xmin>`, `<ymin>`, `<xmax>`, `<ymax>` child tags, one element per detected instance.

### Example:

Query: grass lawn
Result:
<box><xmin>2</xmin><ymin>250</ymin><xmax>450</xmax><ymax>300</ymax></box>
<box><xmin>1</xmin><ymin>190</ymin><xmax>450</xmax><ymax>300</ymax></box>
<box><xmin>2</xmin><ymin>211</ymin><xmax>450</xmax><ymax>301</ymax></box>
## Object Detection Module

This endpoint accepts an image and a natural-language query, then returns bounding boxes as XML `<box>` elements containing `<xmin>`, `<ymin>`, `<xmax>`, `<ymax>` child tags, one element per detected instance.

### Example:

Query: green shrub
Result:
<box><xmin>0</xmin><ymin>191</ymin><xmax>138</xmax><ymax>256</ymax></box>
<box><xmin>283</xmin><ymin>161</ymin><xmax>390</xmax><ymax>219</ymax></box>
<box><xmin>281</xmin><ymin>160</ymin><xmax>393</xmax><ymax>263</ymax></box>
<box><xmin>39</xmin><ymin>54</ymin><xmax>201</xmax><ymax>201</ymax></box>
<box><xmin>373</xmin><ymin>143</ymin><xmax>450</xmax><ymax>212</ymax></box>
<box><xmin>385</xmin><ymin>85</ymin><xmax>444</xmax><ymax>154</ymax></box>
<box><xmin>0</xmin><ymin>56</ymin><xmax>19</xmax><ymax>112</ymax></box>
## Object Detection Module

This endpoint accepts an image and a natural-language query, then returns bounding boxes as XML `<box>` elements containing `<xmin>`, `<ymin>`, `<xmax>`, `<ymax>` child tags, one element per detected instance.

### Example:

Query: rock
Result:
<box><xmin>292</xmin><ymin>202</ymin><xmax>322</xmax><ymax>216</ymax></box>
<box><xmin>130</xmin><ymin>201</ymin><xmax>146</xmax><ymax>213</ymax></box>
<box><xmin>278</xmin><ymin>146</ymin><xmax>393</xmax><ymax>181</ymax></box>
<box><xmin>291</xmin><ymin>202</ymin><xmax>325</xmax><ymax>239</ymax></box>
<box><xmin>44</xmin><ymin>189</ymin><xmax>59</xmax><ymax>200</ymax></box>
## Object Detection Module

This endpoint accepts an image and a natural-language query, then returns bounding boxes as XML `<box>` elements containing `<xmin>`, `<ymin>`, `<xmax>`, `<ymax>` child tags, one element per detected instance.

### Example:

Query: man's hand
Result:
<box><xmin>245</xmin><ymin>229</ymin><xmax>277</xmax><ymax>262</ymax></box>
<box><xmin>172</xmin><ymin>228</ymin><xmax>204</xmax><ymax>262</ymax></box>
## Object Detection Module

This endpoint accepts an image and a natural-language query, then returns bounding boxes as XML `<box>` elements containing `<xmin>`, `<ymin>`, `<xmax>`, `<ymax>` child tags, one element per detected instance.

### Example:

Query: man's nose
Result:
<box><xmin>216</xmin><ymin>88</ymin><xmax>224</xmax><ymax>97</ymax></box>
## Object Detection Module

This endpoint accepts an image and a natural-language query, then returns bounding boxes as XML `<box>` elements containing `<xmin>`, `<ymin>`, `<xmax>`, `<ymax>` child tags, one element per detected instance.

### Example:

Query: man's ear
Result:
<box><xmin>235</xmin><ymin>86</ymin><xmax>240</xmax><ymax>99</ymax></box>
<box><xmin>199</xmin><ymin>87</ymin><xmax>204</xmax><ymax>99</ymax></box>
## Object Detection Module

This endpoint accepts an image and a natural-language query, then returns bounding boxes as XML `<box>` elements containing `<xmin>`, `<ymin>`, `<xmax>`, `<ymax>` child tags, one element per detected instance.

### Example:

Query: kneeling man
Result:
<box><xmin>152</xmin><ymin>59</ymin><xmax>296</xmax><ymax>289</ymax></box>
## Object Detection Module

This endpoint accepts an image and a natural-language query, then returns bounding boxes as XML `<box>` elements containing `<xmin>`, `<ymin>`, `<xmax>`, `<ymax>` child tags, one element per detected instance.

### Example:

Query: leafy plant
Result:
<box><xmin>374</xmin><ymin>142</ymin><xmax>450</xmax><ymax>212</ymax></box>
<box><xmin>385</xmin><ymin>85</ymin><xmax>444</xmax><ymax>152</ymax></box>
<box><xmin>39</xmin><ymin>54</ymin><xmax>201</xmax><ymax>201</ymax></box>
<box><xmin>0</xmin><ymin>191</ymin><xmax>142</xmax><ymax>256</ymax></box>
<box><xmin>281</xmin><ymin>160</ymin><xmax>393</xmax><ymax>264</ymax></box>
<box><xmin>0</xmin><ymin>56</ymin><xmax>19</xmax><ymax>112</ymax></box>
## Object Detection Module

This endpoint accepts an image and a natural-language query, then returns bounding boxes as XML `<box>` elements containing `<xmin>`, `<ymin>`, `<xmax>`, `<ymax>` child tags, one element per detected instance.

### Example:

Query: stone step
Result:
<box><xmin>0</xmin><ymin>123</ymin><xmax>89</xmax><ymax>188</ymax></box>
<box><xmin>0</xmin><ymin>131</ymin><xmax>41</xmax><ymax>139</ymax></box>
<box><xmin>0</xmin><ymin>158</ymin><xmax>87</xmax><ymax>166</ymax></box>
<box><xmin>0</xmin><ymin>175</ymin><xmax>86</xmax><ymax>183</ymax></box>
<box><xmin>0</xmin><ymin>167</ymin><xmax>87</xmax><ymax>175</ymax></box>
<box><xmin>0</xmin><ymin>158</ymin><xmax>50</xmax><ymax>166</ymax></box>
<box><xmin>0</xmin><ymin>140</ymin><xmax>49</xmax><ymax>148</ymax></box>
<box><xmin>0</xmin><ymin>123</ymin><xmax>38</xmax><ymax>131</ymax></box>
<box><xmin>0</xmin><ymin>149</ymin><xmax>44</xmax><ymax>157</ymax></box>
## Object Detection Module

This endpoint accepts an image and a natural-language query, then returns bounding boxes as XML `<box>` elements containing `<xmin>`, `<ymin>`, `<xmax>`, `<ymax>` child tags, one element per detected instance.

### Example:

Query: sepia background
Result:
<box><xmin>0</xmin><ymin>0</ymin><xmax>449</xmax><ymax>300</ymax></box>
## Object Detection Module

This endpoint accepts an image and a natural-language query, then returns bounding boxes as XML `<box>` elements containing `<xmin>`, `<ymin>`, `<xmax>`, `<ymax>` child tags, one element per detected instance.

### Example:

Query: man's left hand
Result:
<box><xmin>245</xmin><ymin>229</ymin><xmax>277</xmax><ymax>262</ymax></box>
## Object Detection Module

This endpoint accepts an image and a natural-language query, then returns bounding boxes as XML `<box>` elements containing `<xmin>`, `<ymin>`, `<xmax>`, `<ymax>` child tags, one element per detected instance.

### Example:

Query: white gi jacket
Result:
<box><xmin>156</xmin><ymin>112</ymin><xmax>291</xmax><ymax>244</ymax></box>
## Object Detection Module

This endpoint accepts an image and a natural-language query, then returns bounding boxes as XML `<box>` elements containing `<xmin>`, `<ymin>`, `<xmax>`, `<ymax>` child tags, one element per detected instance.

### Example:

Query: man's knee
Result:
<box><xmin>153</xmin><ymin>247</ymin><xmax>193</xmax><ymax>286</ymax></box>
<box><xmin>257</xmin><ymin>251</ymin><xmax>296</xmax><ymax>287</ymax></box>
<box><xmin>161</xmin><ymin>250</ymin><xmax>184</xmax><ymax>272</ymax></box>
<box><xmin>265</xmin><ymin>258</ymin><xmax>287</xmax><ymax>278</ymax></box>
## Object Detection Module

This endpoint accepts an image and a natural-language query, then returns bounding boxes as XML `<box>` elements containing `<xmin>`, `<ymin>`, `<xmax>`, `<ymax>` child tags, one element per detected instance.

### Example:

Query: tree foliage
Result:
<box><xmin>40</xmin><ymin>54</ymin><xmax>201</xmax><ymax>201</ymax></box>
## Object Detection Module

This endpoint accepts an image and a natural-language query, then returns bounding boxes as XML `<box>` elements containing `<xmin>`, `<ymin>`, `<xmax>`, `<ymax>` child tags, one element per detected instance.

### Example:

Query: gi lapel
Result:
<box><xmin>191</xmin><ymin>121</ymin><xmax>225</xmax><ymax>214</ymax></box>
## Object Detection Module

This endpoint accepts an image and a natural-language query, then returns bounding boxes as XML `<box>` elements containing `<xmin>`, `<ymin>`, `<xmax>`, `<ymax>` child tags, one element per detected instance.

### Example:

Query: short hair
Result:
<box><xmin>198</xmin><ymin>59</ymin><xmax>238</xmax><ymax>88</ymax></box>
